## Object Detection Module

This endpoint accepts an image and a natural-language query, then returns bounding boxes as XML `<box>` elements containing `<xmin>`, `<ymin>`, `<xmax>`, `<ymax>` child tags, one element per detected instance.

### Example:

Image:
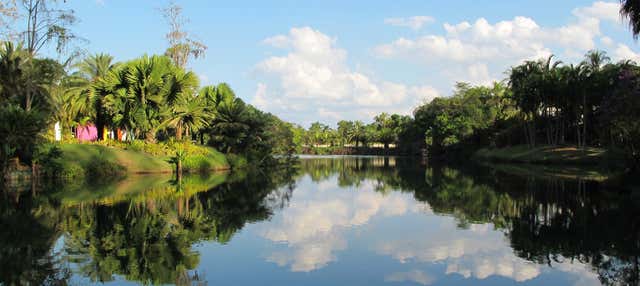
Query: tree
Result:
<box><xmin>100</xmin><ymin>55</ymin><xmax>184</xmax><ymax>142</ymax></box>
<box><xmin>160</xmin><ymin>98</ymin><xmax>211</xmax><ymax>141</ymax></box>
<box><xmin>337</xmin><ymin>120</ymin><xmax>354</xmax><ymax>147</ymax></box>
<box><xmin>352</xmin><ymin>121</ymin><xmax>366</xmax><ymax>148</ymax></box>
<box><xmin>162</xmin><ymin>67</ymin><xmax>199</xmax><ymax>140</ymax></box>
<box><xmin>65</xmin><ymin>53</ymin><xmax>116</xmax><ymax>139</ymax></box>
<box><xmin>0</xmin><ymin>104</ymin><xmax>46</xmax><ymax>175</ymax></box>
<box><xmin>209</xmin><ymin>97</ymin><xmax>250</xmax><ymax>153</ymax></box>
<box><xmin>620</xmin><ymin>0</ymin><xmax>640</xmax><ymax>39</ymax></box>
<box><xmin>579</xmin><ymin>50</ymin><xmax>610</xmax><ymax>148</ymax></box>
<box><xmin>18</xmin><ymin>0</ymin><xmax>79</xmax><ymax>56</ymax></box>
<box><xmin>162</xmin><ymin>1</ymin><xmax>206</xmax><ymax>68</ymax></box>
<box><xmin>601</xmin><ymin>65</ymin><xmax>640</xmax><ymax>169</ymax></box>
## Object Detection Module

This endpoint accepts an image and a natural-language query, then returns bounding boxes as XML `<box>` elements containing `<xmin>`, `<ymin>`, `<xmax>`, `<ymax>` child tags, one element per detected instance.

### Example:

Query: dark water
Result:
<box><xmin>1</xmin><ymin>156</ymin><xmax>639</xmax><ymax>286</ymax></box>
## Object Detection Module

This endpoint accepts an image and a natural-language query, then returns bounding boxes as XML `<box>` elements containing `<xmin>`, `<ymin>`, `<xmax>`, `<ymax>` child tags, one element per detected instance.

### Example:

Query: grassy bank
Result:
<box><xmin>48</xmin><ymin>142</ymin><xmax>229</xmax><ymax>179</ymax></box>
<box><xmin>479</xmin><ymin>162</ymin><xmax>618</xmax><ymax>182</ymax></box>
<box><xmin>474</xmin><ymin>145</ymin><xmax>625</xmax><ymax>166</ymax></box>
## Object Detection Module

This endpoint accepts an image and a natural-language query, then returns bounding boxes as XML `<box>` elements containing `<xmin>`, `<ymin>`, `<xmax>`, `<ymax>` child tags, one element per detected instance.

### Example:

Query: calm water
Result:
<box><xmin>1</xmin><ymin>156</ymin><xmax>639</xmax><ymax>285</ymax></box>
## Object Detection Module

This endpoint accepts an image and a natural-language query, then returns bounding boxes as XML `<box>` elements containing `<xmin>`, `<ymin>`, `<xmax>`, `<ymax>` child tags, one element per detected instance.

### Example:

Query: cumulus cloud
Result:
<box><xmin>572</xmin><ymin>1</ymin><xmax>622</xmax><ymax>24</ymax></box>
<box><xmin>373</xmin><ymin>1</ymin><xmax>637</xmax><ymax>89</ymax></box>
<box><xmin>384</xmin><ymin>16</ymin><xmax>435</xmax><ymax>30</ymax></box>
<box><xmin>613</xmin><ymin>43</ymin><xmax>640</xmax><ymax>62</ymax></box>
<box><xmin>253</xmin><ymin>27</ymin><xmax>439</xmax><ymax>126</ymax></box>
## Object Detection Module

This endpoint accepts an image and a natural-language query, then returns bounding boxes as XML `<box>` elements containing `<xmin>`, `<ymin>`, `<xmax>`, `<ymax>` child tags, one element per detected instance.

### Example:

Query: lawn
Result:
<box><xmin>56</xmin><ymin>142</ymin><xmax>229</xmax><ymax>176</ymax></box>
<box><xmin>58</xmin><ymin>143</ymin><xmax>173</xmax><ymax>173</ymax></box>
<box><xmin>474</xmin><ymin>145</ymin><xmax>625</xmax><ymax>166</ymax></box>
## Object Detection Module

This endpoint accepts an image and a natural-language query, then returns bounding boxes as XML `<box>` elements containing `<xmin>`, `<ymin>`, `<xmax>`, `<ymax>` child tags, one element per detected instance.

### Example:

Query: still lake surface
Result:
<box><xmin>1</xmin><ymin>156</ymin><xmax>639</xmax><ymax>285</ymax></box>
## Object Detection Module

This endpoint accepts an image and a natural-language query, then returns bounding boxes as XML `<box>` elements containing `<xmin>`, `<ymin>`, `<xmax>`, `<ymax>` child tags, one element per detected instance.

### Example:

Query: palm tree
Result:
<box><xmin>107</xmin><ymin>55</ymin><xmax>173</xmax><ymax>142</ymax></box>
<box><xmin>160</xmin><ymin>99</ymin><xmax>212</xmax><ymax>141</ymax></box>
<box><xmin>0</xmin><ymin>42</ymin><xmax>25</xmax><ymax>104</ymax></box>
<box><xmin>209</xmin><ymin>98</ymin><xmax>250</xmax><ymax>153</ymax></box>
<box><xmin>579</xmin><ymin>50</ymin><xmax>610</xmax><ymax>147</ymax></box>
<box><xmin>0</xmin><ymin>42</ymin><xmax>56</xmax><ymax>112</ymax></box>
<box><xmin>161</xmin><ymin>68</ymin><xmax>199</xmax><ymax>140</ymax></box>
<box><xmin>352</xmin><ymin>121</ymin><xmax>366</xmax><ymax>148</ymax></box>
<box><xmin>620</xmin><ymin>0</ymin><xmax>640</xmax><ymax>39</ymax></box>
<box><xmin>64</xmin><ymin>53</ymin><xmax>116</xmax><ymax>139</ymax></box>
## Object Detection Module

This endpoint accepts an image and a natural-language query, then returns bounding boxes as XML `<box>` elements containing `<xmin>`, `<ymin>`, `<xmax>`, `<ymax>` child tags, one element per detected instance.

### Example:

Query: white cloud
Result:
<box><xmin>253</xmin><ymin>27</ymin><xmax>439</xmax><ymax>125</ymax></box>
<box><xmin>384</xmin><ymin>16</ymin><xmax>435</xmax><ymax>30</ymax></box>
<box><xmin>572</xmin><ymin>1</ymin><xmax>622</xmax><ymax>24</ymax></box>
<box><xmin>373</xmin><ymin>1</ymin><xmax>637</xmax><ymax>90</ymax></box>
<box><xmin>613</xmin><ymin>43</ymin><xmax>640</xmax><ymax>62</ymax></box>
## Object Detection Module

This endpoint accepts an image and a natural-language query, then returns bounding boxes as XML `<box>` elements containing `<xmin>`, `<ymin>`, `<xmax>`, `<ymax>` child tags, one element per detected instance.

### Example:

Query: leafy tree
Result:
<box><xmin>601</xmin><ymin>65</ymin><xmax>640</xmax><ymax>169</ymax></box>
<box><xmin>337</xmin><ymin>120</ymin><xmax>355</xmax><ymax>147</ymax></box>
<box><xmin>0</xmin><ymin>104</ymin><xmax>46</xmax><ymax>173</ymax></box>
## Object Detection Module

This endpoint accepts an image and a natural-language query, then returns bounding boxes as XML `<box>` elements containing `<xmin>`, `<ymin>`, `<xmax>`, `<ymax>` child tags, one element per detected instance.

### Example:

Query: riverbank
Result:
<box><xmin>43</xmin><ymin>142</ymin><xmax>229</xmax><ymax>180</ymax></box>
<box><xmin>300</xmin><ymin>146</ymin><xmax>407</xmax><ymax>156</ymax></box>
<box><xmin>473</xmin><ymin>145</ymin><xmax>625</xmax><ymax>166</ymax></box>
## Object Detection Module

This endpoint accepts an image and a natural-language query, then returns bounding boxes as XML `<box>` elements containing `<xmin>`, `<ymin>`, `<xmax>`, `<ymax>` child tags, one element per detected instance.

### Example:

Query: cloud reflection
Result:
<box><xmin>260</xmin><ymin>176</ymin><xmax>424</xmax><ymax>272</ymax></box>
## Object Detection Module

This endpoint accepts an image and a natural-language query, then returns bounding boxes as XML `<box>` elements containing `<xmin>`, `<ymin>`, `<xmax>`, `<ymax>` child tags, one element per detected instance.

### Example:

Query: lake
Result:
<box><xmin>1</xmin><ymin>156</ymin><xmax>639</xmax><ymax>285</ymax></box>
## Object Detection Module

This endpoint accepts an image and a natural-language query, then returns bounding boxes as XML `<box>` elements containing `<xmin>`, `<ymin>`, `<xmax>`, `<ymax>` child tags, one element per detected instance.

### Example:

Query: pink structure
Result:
<box><xmin>76</xmin><ymin>124</ymin><xmax>98</xmax><ymax>141</ymax></box>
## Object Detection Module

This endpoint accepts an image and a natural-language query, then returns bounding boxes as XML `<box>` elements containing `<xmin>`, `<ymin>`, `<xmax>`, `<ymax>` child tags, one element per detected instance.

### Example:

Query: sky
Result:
<box><xmin>37</xmin><ymin>0</ymin><xmax>640</xmax><ymax>127</ymax></box>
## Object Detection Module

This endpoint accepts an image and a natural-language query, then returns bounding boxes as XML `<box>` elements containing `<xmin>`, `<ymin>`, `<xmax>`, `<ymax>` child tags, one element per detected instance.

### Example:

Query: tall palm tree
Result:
<box><xmin>620</xmin><ymin>0</ymin><xmax>640</xmax><ymax>39</ymax></box>
<box><xmin>579</xmin><ymin>50</ymin><xmax>610</xmax><ymax>147</ymax></box>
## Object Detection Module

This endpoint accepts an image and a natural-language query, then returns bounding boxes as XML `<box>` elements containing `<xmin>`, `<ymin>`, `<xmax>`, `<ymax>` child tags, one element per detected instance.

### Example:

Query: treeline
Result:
<box><xmin>0</xmin><ymin>1</ymin><xmax>297</xmax><ymax>176</ymax></box>
<box><xmin>295</xmin><ymin>51</ymin><xmax>640</xmax><ymax>169</ymax></box>
<box><xmin>0</xmin><ymin>45</ymin><xmax>296</xmax><ymax>171</ymax></box>
<box><xmin>292</xmin><ymin>113</ymin><xmax>416</xmax><ymax>154</ymax></box>
<box><xmin>415</xmin><ymin>51</ymin><xmax>640</xmax><ymax>168</ymax></box>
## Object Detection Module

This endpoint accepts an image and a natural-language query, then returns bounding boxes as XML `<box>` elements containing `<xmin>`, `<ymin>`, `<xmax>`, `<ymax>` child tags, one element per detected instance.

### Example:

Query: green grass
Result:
<box><xmin>480</xmin><ymin>162</ymin><xmax>618</xmax><ymax>182</ymax></box>
<box><xmin>474</xmin><ymin>145</ymin><xmax>625</xmax><ymax>166</ymax></box>
<box><xmin>55</xmin><ymin>142</ymin><xmax>229</xmax><ymax>177</ymax></box>
<box><xmin>58</xmin><ymin>143</ymin><xmax>173</xmax><ymax>174</ymax></box>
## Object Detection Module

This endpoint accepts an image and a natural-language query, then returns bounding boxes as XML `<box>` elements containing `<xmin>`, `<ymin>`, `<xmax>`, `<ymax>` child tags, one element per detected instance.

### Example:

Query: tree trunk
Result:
<box><xmin>176</xmin><ymin>125</ymin><xmax>183</xmax><ymax>141</ymax></box>
<box><xmin>582</xmin><ymin>94</ymin><xmax>587</xmax><ymax>149</ymax></box>
<box><xmin>145</xmin><ymin>130</ymin><xmax>157</xmax><ymax>143</ymax></box>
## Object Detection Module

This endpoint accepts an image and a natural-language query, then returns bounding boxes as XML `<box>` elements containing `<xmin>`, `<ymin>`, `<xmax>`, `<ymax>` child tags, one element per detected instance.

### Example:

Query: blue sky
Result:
<box><xmin>39</xmin><ymin>1</ymin><xmax>640</xmax><ymax>126</ymax></box>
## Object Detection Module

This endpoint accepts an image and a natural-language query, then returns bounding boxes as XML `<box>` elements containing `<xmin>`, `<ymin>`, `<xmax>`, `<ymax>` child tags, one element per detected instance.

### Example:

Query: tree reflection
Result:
<box><xmin>296</xmin><ymin>157</ymin><xmax>640</xmax><ymax>285</ymax></box>
<box><xmin>0</xmin><ymin>165</ymin><xmax>297</xmax><ymax>285</ymax></box>
<box><xmin>1</xmin><ymin>157</ymin><xmax>638</xmax><ymax>285</ymax></box>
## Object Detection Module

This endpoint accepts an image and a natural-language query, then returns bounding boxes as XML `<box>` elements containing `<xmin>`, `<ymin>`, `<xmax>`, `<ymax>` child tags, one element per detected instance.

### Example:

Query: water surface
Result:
<box><xmin>1</xmin><ymin>156</ymin><xmax>639</xmax><ymax>285</ymax></box>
